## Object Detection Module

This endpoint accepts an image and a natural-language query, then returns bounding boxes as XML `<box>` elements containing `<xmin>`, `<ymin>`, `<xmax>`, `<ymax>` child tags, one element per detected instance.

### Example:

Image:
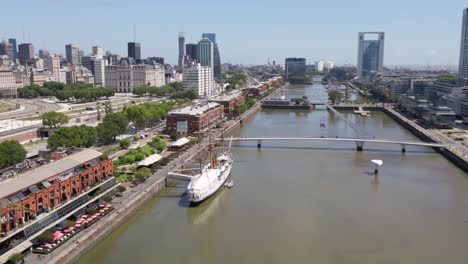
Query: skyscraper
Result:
<box><xmin>178</xmin><ymin>32</ymin><xmax>186</xmax><ymax>72</ymax></box>
<box><xmin>285</xmin><ymin>58</ymin><xmax>306</xmax><ymax>81</ymax></box>
<box><xmin>127</xmin><ymin>42</ymin><xmax>141</xmax><ymax>62</ymax></box>
<box><xmin>65</xmin><ymin>44</ymin><xmax>80</xmax><ymax>65</ymax></box>
<box><xmin>0</xmin><ymin>41</ymin><xmax>14</xmax><ymax>59</ymax></box>
<box><xmin>92</xmin><ymin>46</ymin><xmax>103</xmax><ymax>59</ymax></box>
<box><xmin>357</xmin><ymin>32</ymin><xmax>385</xmax><ymax>78</ymax></box>
<box><xmin>186</xmin><ymin>43</ymin><xmax>198</xmax><ymax>62</ymax></box>
<box><xmin>202</xmin><ymin>33</ymin><xmax>221</xmax><ymax>80</ymax></box>
<box><xmin>197</xmin><ymin>38</ymin><xmax>214</xmax><ymax>70</ymax></box>
<box><xmin>8</xmin><ymin>38</ymin><xmax>17</xmax><ymax>61</ymax></box>
<box><xmin>18</xmin><ymin>43</ymin><xmax>34</xmax><ymax>65</ymax></box>
<box><xmin>459</xmin><ymin>8</ymin><xmax>468</xmax><ymax>80</ymax></box>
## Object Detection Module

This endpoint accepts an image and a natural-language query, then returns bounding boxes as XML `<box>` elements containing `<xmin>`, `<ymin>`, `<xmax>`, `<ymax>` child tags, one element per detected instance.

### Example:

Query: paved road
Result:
<box><xmin>0</xmin><ymin>99</ymin><xmax>60</xmax><ymax>120</ymax></box>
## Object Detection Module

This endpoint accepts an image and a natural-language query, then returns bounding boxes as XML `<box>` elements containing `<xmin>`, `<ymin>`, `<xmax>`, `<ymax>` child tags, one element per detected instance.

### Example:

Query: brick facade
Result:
<box><xmin>0</xmin><ymin>158</ymin><xmax>112</xmax><ymax>234</ymax></box>
<box><xmin>166</xmin><ymin>104</ymin><xmax>224</xmax><ymax>136</ymax></box>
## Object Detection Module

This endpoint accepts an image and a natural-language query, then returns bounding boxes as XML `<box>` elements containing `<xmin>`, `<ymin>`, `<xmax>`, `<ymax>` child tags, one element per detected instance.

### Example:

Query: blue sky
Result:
<box><xmin>2</xmin><ymin>0</ymin><xmax>467</xmax><ymax>66</ymax></box>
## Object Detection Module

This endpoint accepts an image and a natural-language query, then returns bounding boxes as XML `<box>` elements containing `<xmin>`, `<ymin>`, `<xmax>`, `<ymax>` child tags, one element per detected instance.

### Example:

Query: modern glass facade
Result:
<box><xmin>459</xmin><ymin>8</ymin><xmax>468</xmax><ymax>79</ymax></box>
<box><xmin>285</xmin><ymin>58</ymin><xmax>306</xmax><ymax>81</ymax></box>
<box><xmin>127</xmin><ymin>42</ymin><xmax>141</xmax><ymax>62</ymax></box>
<box><xmin>357</xmin><ymin>32</ymin><xmax>385</xmax><ymax>78</ymax></box>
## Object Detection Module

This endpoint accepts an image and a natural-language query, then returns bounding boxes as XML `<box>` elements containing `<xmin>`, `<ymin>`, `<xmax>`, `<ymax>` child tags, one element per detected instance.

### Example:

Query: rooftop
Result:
<box><xmin>209</xmin><ymin>91</ymin><xmax>243</xmax><ymax>102</ymax></box>
<box><xmin>169</xmin><ymin>102</ymin><xmax>221</xmax><ymax>116</ymax></box>
<box><xmin>0</xmin><ymin>149</ymin><xmax>102</xmax><ymax>199</ymax></box>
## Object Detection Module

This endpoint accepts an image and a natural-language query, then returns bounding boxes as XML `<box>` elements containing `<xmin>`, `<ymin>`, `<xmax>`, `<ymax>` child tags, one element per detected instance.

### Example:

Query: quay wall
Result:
<box><xmin>50</xmin><ymin>178</ymin><xmax>166</xmax><ymax>264</ymax></box>
<box><xmin>333</xmin><ymin>105</ymin><xmax>468</xmax><ymax>173</ymax></box>
<box><xmin>44</xmin><ymin>84</ymin><xmax>290</xmax><ymax>264</ymax></box>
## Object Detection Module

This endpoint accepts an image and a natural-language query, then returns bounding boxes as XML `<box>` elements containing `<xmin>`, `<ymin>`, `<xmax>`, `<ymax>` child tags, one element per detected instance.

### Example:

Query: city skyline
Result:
<box><xmin>1</xmin><ymin>0</ymin><xmax>467</xmax><ymax>66</ymax></box>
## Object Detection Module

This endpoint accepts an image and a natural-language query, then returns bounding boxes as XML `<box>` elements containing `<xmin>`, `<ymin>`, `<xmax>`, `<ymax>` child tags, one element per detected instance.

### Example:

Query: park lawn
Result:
<box><xmin>0</xmin><ymin>102</ymin><xmax>15</xmax><ymax>113</ymax></box>
<box><xmin>114</xmin><ymin>173</ymin><xmax>133</xmax><ymax>182</ymax></box>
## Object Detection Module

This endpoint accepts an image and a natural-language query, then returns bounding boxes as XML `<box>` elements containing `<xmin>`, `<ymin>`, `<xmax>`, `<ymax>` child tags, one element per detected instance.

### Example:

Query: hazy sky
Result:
<box><xmin>2</xmin><ymin>0</ymin><xmax>467</xmax><ymax>66</ymax></box>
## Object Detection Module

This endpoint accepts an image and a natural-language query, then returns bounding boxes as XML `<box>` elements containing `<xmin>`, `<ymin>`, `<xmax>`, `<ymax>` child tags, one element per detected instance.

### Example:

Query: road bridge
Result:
<box><xmin>219</xmin><ymin>137</ymin><xmax>444</xmax><ymax>152</ymax></box>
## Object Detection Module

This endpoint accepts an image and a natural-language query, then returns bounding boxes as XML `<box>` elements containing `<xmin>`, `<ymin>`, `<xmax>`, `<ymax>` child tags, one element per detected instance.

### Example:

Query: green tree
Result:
<box><xmin>135</xmin><ymin>167</ymin><xmax>152</xmax><ymax>182</ymax></box>
<box><xmin>167</xmin><ymin>82</ymin><xmax>183</xmax><ymax>91</ymax></box>
<box><xmin>328</xmin><ymin>90</ymin><xmax>343</xmax><ymax>104</ymax></box>
<box><xmin>117</xmin><ymin>185</ymin><xmax>126</xmax><ymax>193</ymax></box>
<box><xmin>41</xmin><ymin>112</ymin><xmax>70</xmax><ymax>128</ymax></box>
<box><xmin>96</xmin><ymin>121</ymin><xmax>120</xmax><ymax>144</ymax></box>
<box><xmin>65</xmin><ymin>220</ymin><xmax>75</xmax><ymax>228</ymax></box>
<box><xmin>133</xmin><ymin>86</ymin><xmax>148</xmax><ymax>96</ymax></box>
<box><xmin>103</xmin><ymin>113</ymin><xmax>129</xmax><ymax>135</ymax></box>
<box><xmin>102</xmin><ymin>195</ymin><xmax>112</xmax><ymax>203</ymax></box>
<box><xmin>119</xmin><ymin>138</ymin><xmax>131</xmax><ymax>149</ymax></box>
<box><xmin>170</xmin><ymin>132</ymin><xmax>180</xmax><ymax>141</ymax></box>
<box><xmin>47</xmin><ymin>126</ymin><xmax>96</xmax><ymax>150</ymax></box>
<box><xmin>7</xmin><ymin>253</ymin><xmax>24</xmax><ymax>263</ymax></box>
<box><xmin>37</xmin><ymin>230</ymin><xmax>53</xmax><ymax>244</ymax></box>
<box><xmin>0</xmin><ymin>141</ymin><xmax>27</xmax><ymax>169</ymax></box>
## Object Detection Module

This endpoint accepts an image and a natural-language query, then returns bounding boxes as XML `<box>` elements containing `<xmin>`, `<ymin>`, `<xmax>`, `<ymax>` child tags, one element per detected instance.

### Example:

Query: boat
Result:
<box><xmin>224</xmin><ymin>178</ymin><xmax>234</xmax><ymax>188</ymax></box>
<box><xmin>186</xmin><ymin>134</ymin><xmax>233</xmax><ymax>203</ymax></box>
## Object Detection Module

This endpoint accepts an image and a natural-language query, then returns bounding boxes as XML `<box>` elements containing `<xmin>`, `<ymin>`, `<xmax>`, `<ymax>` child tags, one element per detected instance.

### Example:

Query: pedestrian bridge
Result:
<box><xmin>219</xmin><ymin>137</ymin><xmax>444</xmax><ymax>152</ymax></box>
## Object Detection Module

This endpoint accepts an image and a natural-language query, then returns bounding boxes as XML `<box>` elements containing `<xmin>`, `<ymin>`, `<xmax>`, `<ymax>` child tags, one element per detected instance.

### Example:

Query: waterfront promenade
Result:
<box><xmin>26</xmin><ymin>84</ymin><xmax>290</xmax><ymax>264</ymax></box>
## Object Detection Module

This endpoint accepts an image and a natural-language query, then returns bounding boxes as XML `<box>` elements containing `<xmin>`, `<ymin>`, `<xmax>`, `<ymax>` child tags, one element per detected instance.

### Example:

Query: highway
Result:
<box><xmin>0</xmin><ymin>99</ymin><xmax>60</xmax><ymax>120</ymax></box>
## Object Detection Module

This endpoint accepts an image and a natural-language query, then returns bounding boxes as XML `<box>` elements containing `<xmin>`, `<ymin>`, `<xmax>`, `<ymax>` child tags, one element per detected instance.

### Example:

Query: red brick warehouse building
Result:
<box><xmin>166</xmin><ymin>102</ymin><xmax>224</xmax><ymax>136</ymax></box>
<box><xmin>0</xmin><ymin>149</ymin><xmax>113</xmax><ymax>238</ymax></box>
<box><xmin>247</xmin><ymin>76</ymin><xmax>285</xmax><ymax>97</ymax></box>
<box><xmin>209</xmin><ymin>90</ymin><xmax>245</xmax><ymax>116</ymax></box>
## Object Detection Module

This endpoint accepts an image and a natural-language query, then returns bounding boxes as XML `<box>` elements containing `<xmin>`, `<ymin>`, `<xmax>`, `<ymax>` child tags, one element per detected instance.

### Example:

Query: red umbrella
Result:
<box><xmin>68</xmin><ymin>227</ymin><xmax>75</xmax><ymax>231</ymax></box>
<box><xmin>99</xmin><ymin>209</ymin><xmax>105</xmax><ymax>213</ymax></box>
<box><xmin>82</xmin><ymin>215</ymin><xmax>88</xmax><ymax>218</ymax></box>
<box><xmin>63</xmin><ymin>229</ymin><xmax>71</xmax><ymax>233</ymax></box>
<box><xmin>99</xmin><ymin>204</ymin><xmax>105</xmax><ymax>208</ymax></box>
<box><xmin>74</xmin><ymin>224</ymin><xmax>81</xmax><ymax>228</ymax></box>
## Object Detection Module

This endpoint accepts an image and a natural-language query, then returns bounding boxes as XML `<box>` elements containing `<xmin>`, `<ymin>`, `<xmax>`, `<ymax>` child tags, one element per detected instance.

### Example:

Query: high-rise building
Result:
<box><xmin>82</xmin><ymin>56</ymin><xmax>106</xmax><ymax>87</ymax></box>
<box><xmin>65</xmin><ymin>44</ymin><xmax>80</xmax><ymax>65</ymax></box>
<box><xmin>127</xmin><ymin>42</ymin><xmax>141</xmax><ymax>62</ymax></box>
<box><xmin>0</xmin><ymin>41</ymin><xmax>14</xmax><ymax>60</ymax></box>
<box><xmin>202</xmin><ymin>33</ymin><xmax>221</xmax><ymax>80</ymax></box>
<box><xmin>38</xmin><ymin>49</ymin><xmax>49</xmax><ymax>59</ymax></box>
<box><xmin>44</xmin><ymin>56</ymin><xmax>61</xmax><ymax>82</ymax></box>
<box><xmin>197</xmin><ymin>38</ymin><xmax>214</xmax><ymax>78</ymax></box>
<box><xmin>285</xmin><ymin>58</ymin><xmax>306</xmax><ymax>81</ymax></box>
<box><xmin>178</xmin><ymin>32</ymin><xmax>186</xmax><ymax>72</ymax></box>
<box><xmin>185</xmin><ymin>43</ymin><xmax>198</xmax><ymax>62</ymax></box>
<box><xmin>92</xmin><ymin>46</ymin><xmax>103</xmax><ymax>59</ymax></box>
<box><xmin>8</xmin><ymin>38</ymin><xmax>17</xmax><ymax>61</ymax></box>
<box><xmin>183</xmin><ymin>63</ymin><xmax>214</xmax><ymax>97</ymax></box>
<box><xmin>459</xmin><ymin>8</ymin><xmax>468</xmax><ymax>80</ymax></box>
<box><xmin>357</xmin><ymin>32</ymin><xmax>385</xmax><ymax>78</ymax></box>
<box><xmin>18</xmin><ymin>43</ymin><xmax>34</xmax><ymax>65</ymax></box>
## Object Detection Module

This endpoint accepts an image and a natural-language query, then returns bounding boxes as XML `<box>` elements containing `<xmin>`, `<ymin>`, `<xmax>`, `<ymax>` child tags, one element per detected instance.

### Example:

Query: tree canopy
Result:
<box><xmin>328</xmin><ymin>90</ymin><xmax>343</xmax><ymax>104</ymax></box>
<box><xmin>124</xmin><ymin>102</ymin><xmax>173</xmax><ymax>130</ymax></box>
<box><xmin>0</xmin><ymin>140</ymin><xmax>27</xmax><ymax>169</ymax></box>
<box><xmin>47</xmin><ymin>125</ymin><xmax>97</xmax><ymax>150</ymax></box>
<box><xmin>41</xmin><ymin>112</ymin><xmax>70</xmax><ymax>128</ymax></box>
<box><xmin>17</xmin><ymin>82</ymin><xmax>114</xmax><ymax>102</ymax></box>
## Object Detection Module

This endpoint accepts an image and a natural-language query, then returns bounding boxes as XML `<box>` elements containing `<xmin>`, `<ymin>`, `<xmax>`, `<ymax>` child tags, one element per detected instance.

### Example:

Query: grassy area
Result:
<box><xmin>114</xmin><ymin>173</ymin><xmax>133</xmax><ymax>182</ymax></box>
<box><xmin>0</xmin><ymin>102</ymin><xmax>16</xmax><ymax>113</ymax></box>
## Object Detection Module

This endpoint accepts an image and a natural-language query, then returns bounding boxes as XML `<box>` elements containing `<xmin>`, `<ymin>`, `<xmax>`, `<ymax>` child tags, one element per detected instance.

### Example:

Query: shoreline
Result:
<box><xmin>33</xmin><ymin>84</ymin><xmax>290</xmax><ymax>264</ymax></box>
<box><xmin>31</xmin><ymin>85</ymin><xmax>467</xmax><ymax>263</ymax></box>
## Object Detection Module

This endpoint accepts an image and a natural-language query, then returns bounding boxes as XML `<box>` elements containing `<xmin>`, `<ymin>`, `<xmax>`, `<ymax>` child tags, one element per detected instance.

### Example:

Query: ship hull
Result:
<box><xmin>187</xmin><ymin>163</ymin><xmax>232</xmax><ymax>204</ymax></box>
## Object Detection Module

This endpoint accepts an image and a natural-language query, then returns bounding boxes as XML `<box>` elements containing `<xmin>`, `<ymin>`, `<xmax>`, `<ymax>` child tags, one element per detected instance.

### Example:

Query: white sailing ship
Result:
<box><xmin>168</xmin><ymin>133</ymin><xmax>234</xmax><ymax>204</ymax></box>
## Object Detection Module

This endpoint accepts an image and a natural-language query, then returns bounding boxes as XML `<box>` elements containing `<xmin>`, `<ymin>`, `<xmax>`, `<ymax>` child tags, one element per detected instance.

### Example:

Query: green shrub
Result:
<box><xmin>117</xmin><ymin>185</ymin><xmax>126</xmax><ymax>193</ymax></box>
<box><xmin>119</xmin><ymin>138</ymin><xmax>131</xmax><ymax>149</ymax></box>
<box><xmin>135</xmin><ymin>152</ymin><xmax>145</xmax><ymax>162</ymax></box>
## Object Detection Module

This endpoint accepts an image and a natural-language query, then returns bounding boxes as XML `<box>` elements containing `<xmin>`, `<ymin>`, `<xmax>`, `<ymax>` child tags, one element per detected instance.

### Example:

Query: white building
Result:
<box><xmin>315</xmin><ymin>60</ymin><xmax>334</xmax><ymax>72</ymax></box>
<box><xmin>0</xmin><ymin>66</ymin><xmax>19</xmax><ymax>97</ymax></box>
<box><xmin>105</xmin><ymin>58</ymin><xmax>165</xmax><ymax>93</ymax></box>
<box><xmin>183</xmin><ymin>63</ymin><xmax>214</xmax><ymax>97</ymax></box>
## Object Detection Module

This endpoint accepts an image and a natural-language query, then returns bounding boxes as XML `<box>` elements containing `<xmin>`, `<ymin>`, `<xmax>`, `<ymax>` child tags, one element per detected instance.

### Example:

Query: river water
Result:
<box><xmin>78</xmin><ymin>82</ymin><xmax>468</xmax><ymax>264</ymax></box>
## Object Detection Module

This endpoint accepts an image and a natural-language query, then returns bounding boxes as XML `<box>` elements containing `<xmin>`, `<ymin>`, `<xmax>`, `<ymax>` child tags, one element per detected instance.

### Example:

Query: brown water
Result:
<box><xmin>77</xmin><ymin>82</ymin><xmax>468</xmax><ymax>264</ymax></box>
